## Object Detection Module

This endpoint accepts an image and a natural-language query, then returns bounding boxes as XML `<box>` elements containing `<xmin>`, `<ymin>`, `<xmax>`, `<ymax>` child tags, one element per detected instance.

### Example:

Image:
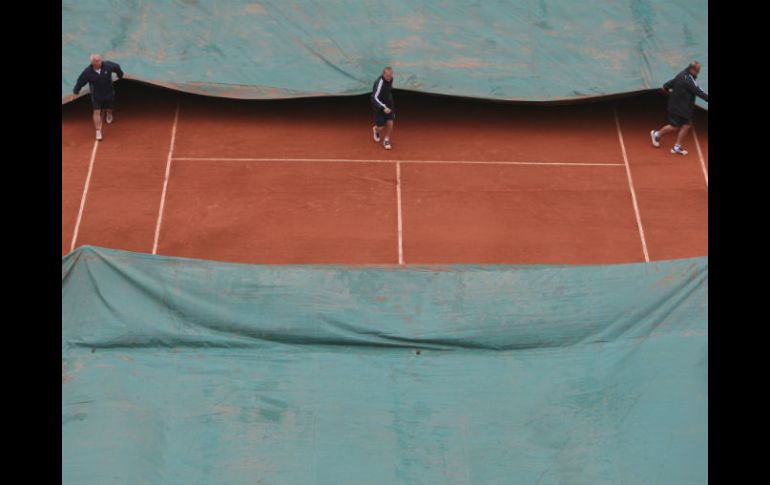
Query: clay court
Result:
<box><xmin>62</xmin><ymin>82</ymin><xmax>707</xmax><ymax>265</ymax></box>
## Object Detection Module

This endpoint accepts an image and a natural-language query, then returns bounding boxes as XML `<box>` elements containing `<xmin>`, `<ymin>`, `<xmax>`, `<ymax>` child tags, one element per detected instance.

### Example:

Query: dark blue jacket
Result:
<box><xmin>73</xmin><ymin>61</ymin><xmax>124</xmax><ymax>101</ymax></box>
<box><xmin>371</xmin><ymin>75</ymin><xmax>394</xmax><ymax>110</ymax></box>
<box><xmin>663</xmin><ymin>67</ymin><xmax>708</xmax><ymax>119</ymax></box>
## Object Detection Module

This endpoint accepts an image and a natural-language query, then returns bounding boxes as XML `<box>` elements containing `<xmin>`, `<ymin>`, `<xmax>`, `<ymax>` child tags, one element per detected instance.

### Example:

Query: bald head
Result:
<box><xmin>90</xmin><ymin>54</ymin><xmax>102</xmax><ymax>70</ymax></box>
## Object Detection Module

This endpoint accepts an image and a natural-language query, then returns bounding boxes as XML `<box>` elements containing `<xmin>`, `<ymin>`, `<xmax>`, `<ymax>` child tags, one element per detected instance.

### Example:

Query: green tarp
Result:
<box><xmin>62</xmin><ymin>1</ymin><xmax>707</xmax><ymax>107</ymax></box>
<box><xmin>63</xmin><ymin>246</ymin><xmax>707</xmax><ymax>484</ymax></box>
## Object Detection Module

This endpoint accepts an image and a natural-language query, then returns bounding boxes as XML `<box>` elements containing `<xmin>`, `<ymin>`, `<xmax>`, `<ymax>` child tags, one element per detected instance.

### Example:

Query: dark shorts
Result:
<box><xmin>91</xmin><ymin>96</ymin><xmax>114</xmax><ymax>110</ymax></box>
<box><xmin>373</xmin><ymin>107</ymin><xmax>395</xmax><ymax>127</ymax></box>
<box><xmin>667</xmin><ymin>113</ymin><xmax>691</xmax><ymax>127</ymax></box>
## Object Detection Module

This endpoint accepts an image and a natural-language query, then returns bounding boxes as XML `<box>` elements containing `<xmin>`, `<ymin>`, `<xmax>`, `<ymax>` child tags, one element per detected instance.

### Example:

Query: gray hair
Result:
<box><xmin>90</xmin><ymin>53</ymin><xmax>102</xmax><ymax>62</ymax></box>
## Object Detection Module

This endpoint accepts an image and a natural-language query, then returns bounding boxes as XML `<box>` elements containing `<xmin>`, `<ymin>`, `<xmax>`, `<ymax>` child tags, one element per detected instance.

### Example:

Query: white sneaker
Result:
<box><xmin>650</xmin><ymin>130</ymin><xmax>660</xmax><ymax>147</ymax></box>
<box><xmin>105</xmin><ymin>112</ymin><xmax>113</xmax><ymax>124</ymax></box>
<box><xmin>372</xmin><ymin>126</ymin><xmax>380</xmax><ymax>142</ymax></box>
<box><xmin>671</xmin><ymin>145</ymin><xmax>688</xmax><ymax>155</ymax></box>
<box><xmin>96</xmin><ymin>130</ymin><xmax>103</xmax><ymax>141</ymax></box>
<box><xmin>383</xmin><ymin>139</ymin><xmax>392</xmax><ymax>150</ymax></box>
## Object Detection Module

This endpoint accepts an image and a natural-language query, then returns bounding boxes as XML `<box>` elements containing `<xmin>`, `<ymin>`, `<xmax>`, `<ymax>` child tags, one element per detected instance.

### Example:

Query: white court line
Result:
<box><xmin>396</xmin><ymin>162</ymin><xmax>404</xmax><ymax>265</ymax></box>
<box><xmin>152</xmin><ymin>101</ymin><xmax>180</xmax><ymax>254</ymax></box>
<box><xmin>69</xmin><ymin>140</ymin><xmax>100</xmax><ymax>252</ymax></box>
<box><xmin>692</xmin><ymin>126</ymin><xmax>708</xmax><ymax>187</ymax></box>
<box><xmin>172</xmin><ymin>157</ymin><xmax>623</xmax><ymax>167</ymax></box>
<box><xmin>613</xmin><ymin>106</ymin><xmax>650</xmax><ymax>263</ymax></box>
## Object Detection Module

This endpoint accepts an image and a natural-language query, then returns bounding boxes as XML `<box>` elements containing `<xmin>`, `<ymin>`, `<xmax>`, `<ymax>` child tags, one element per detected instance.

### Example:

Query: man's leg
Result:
<box><xmin>383</xmin><ymin>120</ymin><xmax>394</xmax><ymax>139</ymax></box>
<box><xmin>656</xmin><ymin>125</ymin><xmax>677</xmax><ymax>137</ymax></box>
<box><xmin>93</xmin><ymin>109</ymin><xmax>103</xmax><ymax>140</ymax></box>
<box><xmin>651</xmin><ymin>124</ymin><xmax>677</xmax><ymax>147</ymax></box>
<box><xmin>674</xmin><ymin>124</ymin><xmax>691</xmax><ymax>147</ymax></box>
<box><xmin>92</xmin><ymin>109</ymin><xmax>102</xmax><ymax>130</ymax></box>
<box><xmin>102</xmin><ymin>99</ymin><xmax>115</xmax><ymax>124</ymax></box>
<box><xmin>373</xmin><ymin>108</ymin><xmax>384</xmax><ymax>142</ymax></box>
<box><xmin>670</xmin><ymin>124</ymin><xmax>691</xmax><ymax>155</ymax></box>
<box><xmin>382</xmin><ymin>120</ymin><xmax>394</xmax><ymax>149</ymax></box>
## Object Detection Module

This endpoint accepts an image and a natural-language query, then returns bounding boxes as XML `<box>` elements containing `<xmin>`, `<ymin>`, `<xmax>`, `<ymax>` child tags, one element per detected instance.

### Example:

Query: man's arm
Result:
<box><xmin>111</xmin><ymin>61</ymin><xmax>124</xmax><ymax>80</ymax></box>
<box><xmin>73</xmin><ymin>69</ymin><xmax>88</xmax><ymax>95</ymax></box>
<box><xmin>685</xmin><ymin>75</ymin><xmax>708</xmax><ymax>102</ymax></box>
<box><xmin>373</xmin><ymin>78</ymin><xmax>388</xmax><ymax>110</ymax></box>
<box><xmin>662</xmin><ymin>76</ymin><xmax>676</xmax><ymax>93</ymax></box>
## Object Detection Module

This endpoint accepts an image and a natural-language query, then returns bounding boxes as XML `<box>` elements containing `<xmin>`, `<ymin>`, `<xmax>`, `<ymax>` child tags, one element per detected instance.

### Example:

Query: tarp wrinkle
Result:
<box><xmin>62</xmin><ymin>0</ymin><xmax>707</xmax><ymax>108</ymax></box>
<box><xmin>63</xmin><ymin>246</ymin><xmax>707</xmax><ymax>484</ymax></box>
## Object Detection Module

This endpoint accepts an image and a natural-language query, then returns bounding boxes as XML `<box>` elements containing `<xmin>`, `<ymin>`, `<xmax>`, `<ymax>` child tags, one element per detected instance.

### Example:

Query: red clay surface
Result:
<box><xmin>161</xmin><ymin>161</ymin><xmax>398</xmax><ymax>264</ymax></box>
<box><xmin>401</xmin><ymin>163</ymin><xmax>643</xmax><ymax>264</ymax></box>
<box><xmin>62</xmin><ymin>82</ymin><xmax>708</xmax><ymax>265</ymax></box>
